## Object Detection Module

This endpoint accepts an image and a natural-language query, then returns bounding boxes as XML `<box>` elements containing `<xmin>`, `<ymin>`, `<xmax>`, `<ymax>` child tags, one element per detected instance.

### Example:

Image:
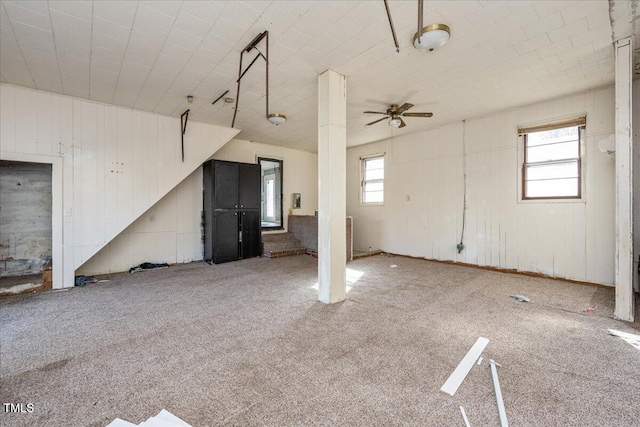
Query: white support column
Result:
<box><xmin>317</xmin><ymin>69</ymin><xmax>347</xmax><ymax>304</ymax></box>
<box><xmin>614</xmin><ymin>37</ymin><xmax>634</xmax><ymax>322</ymax></box>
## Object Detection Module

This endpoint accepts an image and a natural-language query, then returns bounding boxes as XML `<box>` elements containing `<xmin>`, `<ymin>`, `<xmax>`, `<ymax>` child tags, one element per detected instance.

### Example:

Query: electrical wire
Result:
<box><xmin>459</xmin><ymin>119</ymin><xmax>467</xmax><ymax>251</ymax></box>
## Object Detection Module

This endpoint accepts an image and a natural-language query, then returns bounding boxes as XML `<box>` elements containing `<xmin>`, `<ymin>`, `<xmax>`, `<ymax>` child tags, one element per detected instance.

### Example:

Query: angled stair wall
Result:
<box><xmin>0</xmin><ymin>84</ymin><xmax>239</xmax><ymax>287</ymax></box>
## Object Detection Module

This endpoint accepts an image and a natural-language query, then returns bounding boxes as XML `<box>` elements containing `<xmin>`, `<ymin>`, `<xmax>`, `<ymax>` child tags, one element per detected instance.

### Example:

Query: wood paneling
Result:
<box><xmin>0</xmin><ymin>83</ymin><xmax>239</xmax><ymax>286</ymax></box>
<box><xmin>347</xmin><ymin>86</ymin><xmax>616</xmax><ymax>285</ymax></box>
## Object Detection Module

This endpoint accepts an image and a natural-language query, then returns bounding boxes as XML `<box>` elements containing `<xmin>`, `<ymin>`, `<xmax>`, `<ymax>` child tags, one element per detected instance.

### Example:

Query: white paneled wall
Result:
<box><xmin>77</xmin><ymin>138</ymin><xmax>318</xmax><ymax>275</ymax></box>
<box><xmin>77</xmin><ymin>168</ymin><xmax>203</xmax><ymax>275</ymax></box>
<box><xmin>633</xmin><ymin>79</ymin><xmax>640</xmax><ymax>292</ymax></box>
<box><xmin>347</xmin><ymin>86</ymin><xmax>616</xmax><ymax>285</ymax></box>
<box><xmin>0</xmin><ymin>84</ymin><xmax>239</xmax><ymax>287</ymax></box>
<box><xmin>212</xmin><ymin>138</ymin><xmax>319</xmax><ymax>225</ymax></box>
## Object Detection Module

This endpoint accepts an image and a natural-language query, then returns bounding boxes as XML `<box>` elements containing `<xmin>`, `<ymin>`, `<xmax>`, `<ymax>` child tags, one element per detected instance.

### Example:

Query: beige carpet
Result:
<box><xmin>1</xmin><ymin>254</ymin><xmax>639</xmax><ymax>426</ymax></box>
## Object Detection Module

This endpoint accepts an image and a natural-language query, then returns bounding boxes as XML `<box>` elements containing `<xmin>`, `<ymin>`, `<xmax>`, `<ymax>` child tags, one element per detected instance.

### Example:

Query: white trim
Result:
<box><xmin>0</xmin><ymin>151</ymin><xmax>65</xmax><ymax>289</ymax></box>
<box><xmin>516</xmin><ymin>126</ymin><xmax>587</xmax><ymax>204</ymax></box>
<box><xmin>440</xmin><ymin>337</ymin><xmax>489</xmax><ymax>396</ymax></box>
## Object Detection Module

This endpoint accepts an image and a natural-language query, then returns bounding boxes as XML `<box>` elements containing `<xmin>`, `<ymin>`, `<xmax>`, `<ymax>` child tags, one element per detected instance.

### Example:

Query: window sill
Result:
<box><xmin>518</xmin><ymin>197</ymin><xmax>585</xmax><ymax>204</ymax></box>
<box><xmin>360</xmin><ymin>202</ymin><xmax>385</xmax><ymax>207</ymax></box>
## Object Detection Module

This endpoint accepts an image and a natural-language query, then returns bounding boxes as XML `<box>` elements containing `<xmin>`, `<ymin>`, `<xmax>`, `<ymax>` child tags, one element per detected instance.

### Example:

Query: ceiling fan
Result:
<box><xmin>364</xmin><ymin>103</ymin><xmax>433</xmax><ymax>128</ymax></box>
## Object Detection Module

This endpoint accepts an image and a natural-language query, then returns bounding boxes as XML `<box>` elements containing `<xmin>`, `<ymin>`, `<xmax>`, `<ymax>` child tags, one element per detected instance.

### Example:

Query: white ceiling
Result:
<box><xmin>0</xmin><ymin>1</ymin><xmax>622</xmax><ymax>152</ymax></box>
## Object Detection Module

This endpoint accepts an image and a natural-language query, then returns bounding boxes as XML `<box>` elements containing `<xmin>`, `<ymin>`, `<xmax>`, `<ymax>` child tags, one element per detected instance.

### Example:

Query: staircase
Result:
<box><xmin>262</xmin><ymin>233</ymin><xmax>306</xmax><ymax>258</ymax></box>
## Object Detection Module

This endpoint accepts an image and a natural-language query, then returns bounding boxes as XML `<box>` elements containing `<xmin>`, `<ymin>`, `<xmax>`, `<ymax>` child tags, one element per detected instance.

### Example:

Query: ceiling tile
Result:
<box><xmin>257</xmin><ymin>4</ymin><xmax>296</xmax><ymax>34</ymax></box>
<box><xmin>220</xmin><ymin>1</ymin><xmax>262</xmax><ymax>29</ymax></box>
<box><xmin>166</xmin><ymin>27</ymin><xmax>202</xmax><ymax>52</ymax></box>
<box><xmin>55</xmin><ymin>40</ymin><xmax>91</xmax><ymax>61</ymax></box>
<box><xmin>93</xmin><ymin>32</ymin><xmax>129</xmax><ymax>54</ymax></box>
<box><xmin>10</xmin><ymin>20</ymin><xmax>54</xmax><ymax>43</ymax></box>
<box><xmin>547</xmin><ymin>17</ymin><xmax>588</xmax><ymax>43</ymax></box>
<box><xmin>48</xmin><ymin>0</ymin><xmax>93</xmax><ymax>22</ymax></box>
<box><xmin>141</xmin><ymin>0</ymin><xmax>183</xmax><ymax>18</ymax></box>
<box><xmin>3</xmin><ymin>1</ymin><xmax>51</xmax><ymax>31</ymax></box>
<box><xmin>129</xmin><ymin>21</ymin><xmax>168</xmax><ymax>46</ymax></box>
<box><xmin>172</xmin><ymin>9</ymin><xmax>213</xmax><ymax>38</ymax></box>
<box><xmin>92</xmin><ymin>16</ymin><xmax>133</xmax><ymax>42</ymax></box>
<box><xmin>135</xmin><ymin>4</ymin><xmax>176</xmax><ymax>33</ymax></box>
<box><xmin>180</xmin><ymin>0</ymin><xmax>223</xmax><ymax>24</ymax></box>
<box><xmin>93</xmin><ymin>0</ymin><xmax>137</xmax><ymax>27</ymax></box>
<box><xmin>50</xmin><ymin>9</ymin><xmax>91</xmax><ymax>34</ymax></box>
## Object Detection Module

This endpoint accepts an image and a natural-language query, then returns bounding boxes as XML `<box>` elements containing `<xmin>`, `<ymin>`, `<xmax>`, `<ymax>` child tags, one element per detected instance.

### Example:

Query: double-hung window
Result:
<box><xmin>520</xmin><ymin>117</ymin><xmax>585</xmax><ymax>200</ymax></box>
<box><xmin>361</xmin><ymin>155</ymin><xmax>384</xmax><ymax>204</ymax></box>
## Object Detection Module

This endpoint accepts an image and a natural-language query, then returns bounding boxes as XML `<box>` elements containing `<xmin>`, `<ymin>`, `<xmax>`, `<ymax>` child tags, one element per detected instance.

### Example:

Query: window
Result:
<box><xmin>361</xmin><ymin>155</ymin><xmax>384</xmax><ymax>204</ymax></box>
<box><xmin>520</xmin><ymin>117</ymin><xmax>585</xmax><ymax>200</ymax></box>
<box><xmin>258</xmin><ymin>158</ymin><xmax>283</xmax><ymax>228</ymax></box>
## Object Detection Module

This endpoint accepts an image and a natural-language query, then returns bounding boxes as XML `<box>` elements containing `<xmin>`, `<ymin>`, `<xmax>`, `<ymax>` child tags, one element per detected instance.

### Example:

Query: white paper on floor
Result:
<box><xmin>608</xmin><ymin>329</ymin><xmax>640</xmax><ymax>350</ymax></box>
<box><xmin>106</xmin><ymin>410</ymin><xmax>192</xmax><ymax>427</ymax></box>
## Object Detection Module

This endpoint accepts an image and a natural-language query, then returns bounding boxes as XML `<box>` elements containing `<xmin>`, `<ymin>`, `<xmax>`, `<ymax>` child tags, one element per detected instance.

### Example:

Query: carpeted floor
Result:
<box><xmin>1</xmin><ymin>254</ymin><xmax>639</xmax><ymax>427</ymax></box>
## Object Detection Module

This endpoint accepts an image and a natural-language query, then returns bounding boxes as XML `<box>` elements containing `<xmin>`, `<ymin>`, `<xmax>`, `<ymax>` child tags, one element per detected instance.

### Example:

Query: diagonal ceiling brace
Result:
<box><xmin>180</xmin><ymin>109</ymin><xmax>190</xmax><ymax>162</ymax></box>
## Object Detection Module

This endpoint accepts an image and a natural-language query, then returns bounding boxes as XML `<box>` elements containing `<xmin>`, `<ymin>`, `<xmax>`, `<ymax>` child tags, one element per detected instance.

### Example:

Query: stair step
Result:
<box><xmin>263</xmin><ymin>239</ymin><xmax>302</xmax><ymax>252</ymax></box>
<box><xmin>263</xmin><ymin>248</ymin><xmax>307</xmax><ymax>258</ymax></box>
<box><xmin>262</xmin><ymin>232</ymin><xmax>296</xmax><ymax>242</ymax></box>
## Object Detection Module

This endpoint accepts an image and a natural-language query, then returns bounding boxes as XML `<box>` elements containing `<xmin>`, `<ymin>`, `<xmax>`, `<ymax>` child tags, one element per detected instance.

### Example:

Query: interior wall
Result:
<box><xmin>212</xmin><ymin>139</ymin><xmax>319</xmax><ymax>230</ymax></box>
<box><xmin>78</xmin><ymin>138</ymin><xmax>318</xmax><ymax>275</ymax></box>
<box><xmin>0</xmin><ymin>83</ymin><xmax>239</xmax><ymax>287</ymax></box>
<box><xmin>633</xmin><ymin>78</ymin><xmax>639</xmax><ymax>292</ymax></box>
<box><xmin>347</xmin><ymin>86</ymin><xmax>616</xmax><ymax>286</ymax></box>
<box><xmin>0</xmin><ymin>161</ymin><xmax>52</xmax><ymax>277</ymax></box>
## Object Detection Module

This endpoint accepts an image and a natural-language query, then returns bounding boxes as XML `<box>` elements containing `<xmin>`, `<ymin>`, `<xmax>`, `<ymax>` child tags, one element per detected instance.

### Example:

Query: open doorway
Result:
<box><xmin>258</xmin><ymin>158</ymin><xmax>283</xmax><ymax>229</ymax></box>
<box><xmin>0</xmin><ymin>161</ymin><xmax>52</xmax><ymax>289</ymax></box>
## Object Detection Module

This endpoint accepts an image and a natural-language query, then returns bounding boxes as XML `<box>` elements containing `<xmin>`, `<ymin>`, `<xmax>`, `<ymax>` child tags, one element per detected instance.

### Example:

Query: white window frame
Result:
<box><xmin>360</xmin><ymin>154</ymin><xmax>385</xmax><ymax>206</ymax></box>
<box><xmin>517</xmin><ymin>116</ymin><xmax>587</xmax><ymax>204</ymax></box>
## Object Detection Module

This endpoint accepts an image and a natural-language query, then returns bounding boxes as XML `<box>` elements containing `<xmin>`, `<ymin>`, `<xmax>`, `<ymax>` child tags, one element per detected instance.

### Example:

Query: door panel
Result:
<box><xmin>213</xmin><ymin>210</ymin><xmax>239</xmax><ymax>264</ymax></box>
<box><xmin>214</xmin><ymin>162</ymin><xmax>238</xmax><ymax>209</ymax></box>
<box><xmin>241</xmin><ymin>210</ymin><xmax>261</xmax><ymax>259</ymax></box>
<box><xmin>239</xmin><ymin>163</ymin><xmax>260</xmax><ymax>209</ymax></box>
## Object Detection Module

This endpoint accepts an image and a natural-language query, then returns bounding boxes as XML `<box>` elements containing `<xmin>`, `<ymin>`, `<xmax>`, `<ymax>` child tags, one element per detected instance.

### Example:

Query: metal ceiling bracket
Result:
<box><xmin>181</xmin><ymin>109</ymin><xmax>190</xmax><ymax>162</ymax></box>
<box><xmin>212</xmin><ymin>90</ymin><xmax>229</xmax><ymax>105</ymax></box>
<box><xmin>383</xmin><ymin>0</ymin><xmax>400</xmax><ymax>53</ymax></box>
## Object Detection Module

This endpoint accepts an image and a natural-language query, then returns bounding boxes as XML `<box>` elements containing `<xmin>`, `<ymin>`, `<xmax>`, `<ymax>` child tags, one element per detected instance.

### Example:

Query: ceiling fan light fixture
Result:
<box><xmin>413</xmin><ymin>23</ymin><xmax>450</xmax><ymax>52</ymax></box>
<box><xmin>389</xmin><ymin>117</ymin><xmax>402</xmax><ymax>128</ymax></box>
<box><xmin>267</xmin><ymin>113</ymin><xmax>286</xmax><ymax>125</ymax></box>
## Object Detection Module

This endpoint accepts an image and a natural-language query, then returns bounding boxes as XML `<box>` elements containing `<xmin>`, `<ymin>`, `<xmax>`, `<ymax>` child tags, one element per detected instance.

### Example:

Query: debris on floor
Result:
<box><xmin>390</xmin><ymin>264</ymin><xmax>397</xmax><ymax>268</ymax></box>
<box><xmin>106</xmin><ymin>409</ymin><xmax>192</xmax><ymax>427</ymax></box>
<box><xmin>129</xmin><ymin>262</ymin><xmax>170</xmax><ymax>273</ymax></box>
<box><xmin>586</xmin><ymin>306</ymin><xmax>596</xmax><ymax>312</ymax></box>
<box><xmin>459</xmin><ymin>406</ymin><xmax>471</xmax><ymax>427</ymax></box>
<box><xmin>441</xmin><ymin>337</ymin><xmax>489</xmax><ymax>396</ymax></box>
<box><xmin>510</xmin><ymin>294</ymin><xmax>530</xmax><ymax>302</ymax></box>
<box><xmin>0</xmin><ymin>282</ymin><xmax>40</xmax><ymax>297</ymax></box>
<box><xmin>476</xmin><ymin>356</ymin><xmax>484</xmax><ymax>365</ymax></box>
<box><xmin>74</xmin><ymin>275</ymin><xmax>97</xmax><ymax>287</ymax></box>
<box><xmin>489</xmin><ymin>359</ymin><xmax>509</xmax><ymax>427</ymax></box>
<box><xmin>608</xmin><ymin>329</ymin><xmax>640</xmax><ymax>350</ymax></box>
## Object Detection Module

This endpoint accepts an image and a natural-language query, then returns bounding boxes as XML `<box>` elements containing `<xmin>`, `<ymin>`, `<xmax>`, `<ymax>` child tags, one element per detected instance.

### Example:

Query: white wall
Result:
<box><xmin>633</xmin><ymin>78</ymin><xmax>639</xmax><ymax>292</ymax></box>
<box><xmin>347</xmin><ymin>86</ymin><xmax>616</xmax><ymax>286</ymax></box>
<box><xmin>78</xmin><ymin>138</ymin><xmax>318</xmax><ymax>275</ymax></box>
<box><xmin>212</xmin><ymin>138</ymin><xmax>319</xmax><ymax>224</ymax></box>
<box><xmin>0</xmin><ymin>84</ymin><xmax>239</xmax><ymax>287</ymax></box>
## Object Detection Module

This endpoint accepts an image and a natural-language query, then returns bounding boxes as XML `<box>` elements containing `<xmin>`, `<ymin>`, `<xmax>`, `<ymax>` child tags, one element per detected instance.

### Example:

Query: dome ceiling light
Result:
<box><xmin>413</xmin><ymin>0</ymin><xmax>450</xmax><ymax>52</ymax></box>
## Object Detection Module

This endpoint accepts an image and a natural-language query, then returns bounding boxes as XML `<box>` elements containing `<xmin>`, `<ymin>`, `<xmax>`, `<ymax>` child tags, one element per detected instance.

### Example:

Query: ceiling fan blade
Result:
<box><xmin>402</xmin><ymin>112</ymin><xmax>433</xmax><ymax>117</ymax></box>
<box><xmin>364</xmin><ymin>111</ymin><xmax>388</xmax><ymax>114</ymax></box>
<box><xmin>366</xmin><ymin>116</ymin><xmax>390</xmax><ymax>126</ymax></box>
<box><xmin>396</xmin><ymin>103</ymin><xmax>414</xmax><ymax>114</ymax></box>
<box><xmin>398</xmin><ymin>117</ymin><xmax>407</xmax><ymax>128</ymax></box>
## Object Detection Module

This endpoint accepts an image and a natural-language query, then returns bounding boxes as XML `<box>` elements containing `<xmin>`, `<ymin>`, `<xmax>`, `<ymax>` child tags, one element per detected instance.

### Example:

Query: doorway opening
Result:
<box><xmin>0</xmin><ymin>161</ymin><xmax>52</xmax><ymax>289</ymax></box>
<box><xmin>258</xmin><ymin>158</ymin><xmax>283</xmax><ymax>229</ymax></box>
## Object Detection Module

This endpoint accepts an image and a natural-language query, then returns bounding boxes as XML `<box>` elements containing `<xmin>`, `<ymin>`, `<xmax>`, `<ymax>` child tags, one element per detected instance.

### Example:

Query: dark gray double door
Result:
<box><xmin>204</xmin><ymin>160</ymin><xmax>261</xmax><ymax>264</ymax></box>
